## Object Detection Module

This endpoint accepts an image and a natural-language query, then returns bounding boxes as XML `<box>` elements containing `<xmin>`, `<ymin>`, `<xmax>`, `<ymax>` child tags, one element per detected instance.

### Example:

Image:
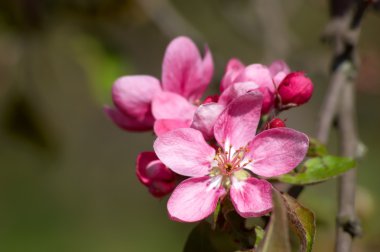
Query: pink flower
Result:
<box><xmin>277</xmin><ymin>72</ymin><xmax>314</xmax><ymax>107</ymax></box>
<box><xmin>105</xmin><ymin>36</ymin><xmax>213</xmax><ymax>134</ymax></box>
<box><xmin>154</xmin><ymin>92</ymin><xmax>309</xmax><ymax>222</ymax></box>
<box><xmin>136</xmin><ymin>151</ymin><xmax>177</xmax><ymax>198</ymax></box>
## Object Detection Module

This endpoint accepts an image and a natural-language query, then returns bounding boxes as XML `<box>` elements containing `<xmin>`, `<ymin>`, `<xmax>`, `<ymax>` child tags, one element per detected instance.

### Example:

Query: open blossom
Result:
<box><xmin>136</xmin><ymin>152</ymin><xmax>177</xmax><ymax>198</ymax></box>
<box><xmin>104</xmin><ymin>36</ymin><xmax>213</xmax><ymax>134</ymax></box>
<box><xmin>154</xmin><ymin>92</ymin><xmax>309</xmax><ymax>222</ymax></box>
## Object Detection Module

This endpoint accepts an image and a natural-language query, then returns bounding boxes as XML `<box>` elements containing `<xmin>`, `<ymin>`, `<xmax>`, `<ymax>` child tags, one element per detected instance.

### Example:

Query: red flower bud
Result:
<box><xmin>148</xmin><ymin>181</ymin><xmax>176</xmax><ymax>198</ymax></box>
<box><xmin>277</xmin><ymin>72</ymin><xmax>313</xmax><ymax>107</ymax></box>
<box><xmin>265</xmin><ymin>118</ymin><xmax>286</xmax><ymax>129</ymax></box>
<box><xmin>136</xmin><ymin>151</ymin><xmax>176</xmax><ymax>198</ymax></box>
<box><xmin>202</xmin><ymin>94</ymin><xmax>219</xmax><ymax>104</ymax></box>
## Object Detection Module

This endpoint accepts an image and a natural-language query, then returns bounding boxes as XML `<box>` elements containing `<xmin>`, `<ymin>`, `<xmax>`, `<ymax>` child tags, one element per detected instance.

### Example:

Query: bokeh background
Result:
<box><xmin>0</xmin><ymin>0</ymin><xmax>379</xmax><ymax>251</ymax></box>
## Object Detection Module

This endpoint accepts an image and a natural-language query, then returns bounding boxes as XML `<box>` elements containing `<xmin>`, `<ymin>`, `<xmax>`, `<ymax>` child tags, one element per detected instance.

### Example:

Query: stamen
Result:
<box><xmin>212</xmin><ymin>143</ymin><xmax>253</xmax><ymax>178</ymax></box>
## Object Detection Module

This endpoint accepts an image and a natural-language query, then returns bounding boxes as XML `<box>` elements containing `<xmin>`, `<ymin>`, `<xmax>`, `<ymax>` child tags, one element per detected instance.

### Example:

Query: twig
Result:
<box><xmin>137</xmin><ymin>0</ymin><xmax>202</xmax><ymax>40</ymax></box>
<box><xmin>324</xmin><ymin>1</ymin><xmax>372</xmax><ymax>251</ymax></box>
<box><xmin>287</xmin><ymin>3</ymin><xmax>372</xmax><ymax>251</ymax></box>
<box><xmin>335</xmin><ymin>71</ymin><xmax>362</xmax><ymax>252</ymax></box>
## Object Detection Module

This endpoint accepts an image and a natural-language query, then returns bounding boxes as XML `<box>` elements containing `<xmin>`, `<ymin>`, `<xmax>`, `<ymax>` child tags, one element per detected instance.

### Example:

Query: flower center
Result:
<box><xmin>212</xmin><ymin>145</ymin><xmax>252</xmax><ymax>176</ymax></box>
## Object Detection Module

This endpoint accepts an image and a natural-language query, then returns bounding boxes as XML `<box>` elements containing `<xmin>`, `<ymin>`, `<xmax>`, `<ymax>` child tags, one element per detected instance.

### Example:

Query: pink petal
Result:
<box><xmin>161</xmin><ymin>36</ymin><xmax>213</xmax><ymax>102</ymax></box>
<box><xmin>273</xmin><ymin>72</ymin><xmax>288</xmax><ymax>88</ymax></box>
<box><xmin>220</xmin><ymin>58</ymin><xmax>245</xmax><ymax>92</ymax></box>
<box><xmin>259</xmin><ymin>87</ymin><xmax>275</xmax><ymax>114</ymax></box>
<box><xmin>201</xmin><ymin>45</ymin><xmax>214</xmax><ymax>92</ymax></box>
<box><xmin>247</xmin><ymin>128</ymin><xmax>309</xmax><ymax>177</ymax></box>
<box><xmin>154</xmin><ymin>128</ymin><xmax>215</xmax><ymax>177</ymax></box>
<box><xmin>154</xmin><ymin>119</ymin><xmax>191</xmax><ymax>136</ymax></box>
<box><xmin>269</xmin><ymin>60</ymin><xmax>291</xmax><ymax>76</ymax></box>
<box><xmin>235</xmin><ymin>64</ymin><xmax>275</xmax><ymax>92</ymax></box>
<box><xmin>167</xmin><ymin>176</ymin><xmax>225</xmax><ymax>222</ymax></box>
<box><xmin>218</xmin><ymin>81</ymin><xmax>259</xmax><ymax>106</ymax></box>
<box><xmin>214</xmin><ymin>92</ymin><xmax>263</xmax><ymax>149</ymax></box>
<box><xmin>152</xmin><ymin>91</ymin><xmax>197</xmax><ymax>120</ymax></box>
<box><xmin>191</xmin><ymin>103</ymin><xmax>225</xmax><ymax>140</ymax></box>
<box><xmin>269</xmin><ymin>60</ymin><xmax>291</xmax><ymax>87</ymax></box>
<box><xmin>104</xmin><ymin>106</ymin><xmax>154</xmax><ymax>131</ymax></box>
<box><xmin>230</xmin><ymin>177</ymin><xmax>272</xmax><ymax>218</ymax></box>
<box><xmin>112</xmin><ymin>75</ymin><xmax>161</xmax><ymax>120</ymax></box>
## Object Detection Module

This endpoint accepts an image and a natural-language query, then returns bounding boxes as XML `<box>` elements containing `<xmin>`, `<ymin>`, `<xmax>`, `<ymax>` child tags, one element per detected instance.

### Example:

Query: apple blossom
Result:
<box><xmin>154</xmin><ymin>92</ymin><xmax>309</xmax><ymax>222</ymax></box>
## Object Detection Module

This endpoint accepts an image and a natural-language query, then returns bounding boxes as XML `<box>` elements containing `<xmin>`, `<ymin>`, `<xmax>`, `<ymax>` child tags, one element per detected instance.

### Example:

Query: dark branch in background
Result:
<box><xmin>330</xmin><ymin>0</ymin><xmax>356</xmax><ymax>17</ymax></box>
<box><xmin>137</xmin><ymin>0</ymin><xmax>202</xmax><ymax>40</ymax></box>
<box><xmin>319</xmin><ymin>1</ymin><xmax>373</xmax><ymax>251</ymax></box>
<box><xmin>287</xmin><ymin>1</ymin><xmax>374</xmax><ymax>251</ymax></box>
<box><xmin>327</xmin><ymin>2</ymin><xmax>372</xmax><ymax>251</ymax></box>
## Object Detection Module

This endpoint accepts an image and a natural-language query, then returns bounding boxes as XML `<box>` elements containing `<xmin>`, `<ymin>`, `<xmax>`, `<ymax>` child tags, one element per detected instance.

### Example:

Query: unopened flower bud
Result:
<box><xmin>277</xmin><ymin>72</ymin><xmax>313</xmax><ymax>107</ymax></box>
<box><xmin>265</xmin><ymin>118</ymin><xmax>286</xmax><ymax>130</ymax></box>
<box><xmin>136</xmin><ymin>151</ymin><xmax>176</xmax><ymax>198</ymax></box>
<box><xmin>148</xmin><ymin>181</ymin><xmax>177</xmax><ymax>198</ymax></box>
<box><xmin>202</xmin><ymin>94</ymin><xmax>219</xmax><ymax>104</ymax></box>
<box><xmin>145</xmin><ymin>160</ymin><xmax>175</xmax><ymax>181</ymax></box>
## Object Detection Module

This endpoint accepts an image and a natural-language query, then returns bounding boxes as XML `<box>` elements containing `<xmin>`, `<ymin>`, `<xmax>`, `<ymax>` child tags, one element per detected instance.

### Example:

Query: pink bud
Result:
<box><xmin>277</xmin><ymin>72</ymin><xmax>313</xmax><ymax>106</ymax></box>
<box><xmin>202</xmin><ymin>94</ymin><xmax>219</xmax><ymax>104</ymax></box>
<box><xmin>265</xmin><ymin>118</ymin><xmax>286</xmax><ymax>130</ymax></box>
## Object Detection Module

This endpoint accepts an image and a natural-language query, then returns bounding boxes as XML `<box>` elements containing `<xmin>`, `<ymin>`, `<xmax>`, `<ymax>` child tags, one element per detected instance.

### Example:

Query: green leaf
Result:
<box><xmin>257</xmin><ymin>189</ymin><xmax>291</xmax><ymax>252</ymax></box>
<box><xmin>184</xmin><ymin>221</ymin><xmax>241</xmax><ymax>252</ymax></box>
<box><xmin>212</xmin><ymin>201</ymin><xmax>221</xmax><ymax>230</ymax></box>
<box><xmin>282</xmin><ymin>194</ymin><xmax>316</xmax><ymax>252</ymax></box>
<box><xmin>307</xmin><ymin>138</ymin><xmax>327</xmax><ymax>157</ymax></box>
<box><xmin>254</xmin><ymin>226</ymin><xmax>265</xmax><ymax>248</ymax></box>
<box><xmin>277</xmin><ymin>155</ymin><xmax>356</xmax><ymax>185</ymax></box>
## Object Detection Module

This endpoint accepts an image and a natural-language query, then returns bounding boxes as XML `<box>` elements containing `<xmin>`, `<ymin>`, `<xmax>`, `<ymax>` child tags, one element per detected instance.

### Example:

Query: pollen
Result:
<box><xmin>224</xmin><ymin>163</ymin><xmax>233</xmax><ymax>172</ymax></box>
<box><xmin>213</xmin><ymin>143</ymin><xmax>252</xmax><ymax>176</ymax></box>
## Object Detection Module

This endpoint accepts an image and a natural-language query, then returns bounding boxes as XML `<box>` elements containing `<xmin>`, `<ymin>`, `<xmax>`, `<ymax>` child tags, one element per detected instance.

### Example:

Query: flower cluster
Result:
<box><xmin>105</xmin><ymin>36</ymin><xmax>313</xmax><ymax>222</ymax></box>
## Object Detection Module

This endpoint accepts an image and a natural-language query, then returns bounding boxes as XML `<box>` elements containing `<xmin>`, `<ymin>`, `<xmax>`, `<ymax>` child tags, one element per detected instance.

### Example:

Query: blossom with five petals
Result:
<box><xmin>154</xmin><ymin>92</ymin><xmax>309</xmax><ymax>222</ymax></box>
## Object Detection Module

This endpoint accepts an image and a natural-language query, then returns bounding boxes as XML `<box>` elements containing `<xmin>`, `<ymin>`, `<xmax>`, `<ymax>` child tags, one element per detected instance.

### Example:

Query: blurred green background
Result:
<box><xmin>0</xmin><ymin>0</ymin><xmax>379</xmax><ymax>251</ymax></box>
